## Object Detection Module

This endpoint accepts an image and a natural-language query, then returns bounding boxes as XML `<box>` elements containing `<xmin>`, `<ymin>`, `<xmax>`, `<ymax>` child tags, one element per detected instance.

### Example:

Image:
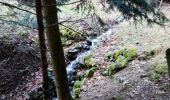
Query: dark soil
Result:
<box><xmin>0</xmin><ymin>34</ymin><xmax>41</xmax><ymax>100</ymax></box>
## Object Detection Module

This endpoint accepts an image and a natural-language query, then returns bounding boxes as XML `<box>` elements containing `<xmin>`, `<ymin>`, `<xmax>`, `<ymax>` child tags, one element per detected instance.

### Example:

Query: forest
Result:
<box><xmin>1</xmin><ymin>0</ymin><xmax>170</xmax><ymax>100</ymax></box>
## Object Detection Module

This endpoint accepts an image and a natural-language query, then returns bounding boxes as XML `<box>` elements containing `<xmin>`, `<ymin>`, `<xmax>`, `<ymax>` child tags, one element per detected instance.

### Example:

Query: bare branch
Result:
<box><xmin>41</xmin><ymin>0</ymin><xmax>81</xmax><ymax>7</ymax></box>
<box><xmin>59</xmin><ymin>18</ymin><xmax>87</xmax><ymax>24</ymax></box>
<box><xmin>58</xmin><ymin>0</ymin><xmax>81</xmax><ymax>6</ymax></box>
<box><xmin>0</xmin><ymin>1</ymin><xmax>36</xmax><ymax>15</ymax></box>
<box><xmin>20</xmin><ymin>0</ymin><xmax>81</xmax><ymax>7</ymax></box>
<box><xmin>0</xmin><ymin>18</ymin><xmax>37</xmax><ymax>30</ymax></box>
<box><xmin>44</xmin><ymin>22</ymin><xmax>89</xmax><ymax>37</ymax></box>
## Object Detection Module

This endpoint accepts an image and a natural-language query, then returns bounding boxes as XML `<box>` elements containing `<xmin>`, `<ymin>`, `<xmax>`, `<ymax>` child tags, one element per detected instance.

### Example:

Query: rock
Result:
<box><xmin>65</xmin><ymin>40</ymin><xmax>74</xmax><ymax>46</ymax></box>
<box><xmin>74</xmin><ymin>44</ymin><xmax>83</xmax><ymax>50</ymax></box>
<box><xmin>119</xmin><ymin>77</ymin><xmax>126</xmax><ymax>83</ymax></box>
<box><xmin>66</xmin><ymin>49</ymin><xmax>79</xmax><ymax>61</ymax></box>
<box><xmin>86</xmin><ymin>39</ymin><xmax>92</xmax><ymax>46</ymax></box>
<box><xmin>70</xmin><ymin>81</ymin><xmax>75</xmax><ymax>87</ymax></box>
<box><xmin>140</xmin><ymin>74</ymin><xmax>149</xmax><ymax>79</ymax></box>
<box><xmin>83</xmin><ymin>44</ymin><xmax>90</xmax><ymax>51</ymax></box>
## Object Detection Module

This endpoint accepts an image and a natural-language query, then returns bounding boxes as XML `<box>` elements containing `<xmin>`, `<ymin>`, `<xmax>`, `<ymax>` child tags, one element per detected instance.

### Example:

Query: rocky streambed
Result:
<box><xmin>26</xmin><ymin>29</ymin><xmax>115</xmax><ymax>99</ymax></box>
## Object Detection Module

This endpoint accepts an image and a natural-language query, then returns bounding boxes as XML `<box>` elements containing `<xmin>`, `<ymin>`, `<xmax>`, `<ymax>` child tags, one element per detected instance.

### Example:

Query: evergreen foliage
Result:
<box><xmin>73</xmin><ymin>0</ymin><xmax>168</xmax><ymax>24</ymax></box>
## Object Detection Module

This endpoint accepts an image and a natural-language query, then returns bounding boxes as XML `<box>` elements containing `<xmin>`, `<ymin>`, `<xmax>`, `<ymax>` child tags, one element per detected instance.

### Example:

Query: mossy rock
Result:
<box><xmin>105</xmin><ymin>48</ymin><xmax>137</xmax><ymax>76</ymax></box>
<box><xmin>83</xmin><ymin>53</ymin><xmax>98</xmax><ymax>68</ymax></box>
<box><xmin>72</xmin><ymin>88</ymin><xmax>81</xmax><ymax>99</ymax></box>
<box><xmin>60</xmin><ymin>26</ymin><xmax>81</xmax><ymax>42</ymax></box>
<box><xmin>138</xmin><ymin>49</ymin><xmax>156</xmax><ymax>60</ymax></box>
<box><xmin>73</xmin><ymin>80</ymin><xmax>82</xmax><ymax>89</ymax></box>
<box><xmin>113</xmin><ymin>48</ymin><xmax>137</xmax><ymax>61</ymax></box>
<box><xmin>144</xmin><ymin>49</ymin><xmax>156</xmax><ymax>56</ymax></box>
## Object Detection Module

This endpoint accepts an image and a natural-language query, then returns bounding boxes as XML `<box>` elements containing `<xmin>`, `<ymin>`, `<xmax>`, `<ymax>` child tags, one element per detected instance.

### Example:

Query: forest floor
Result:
<box><xmin>79</xmin><ymin>4</ymin><xmax>170</xmax><ymax>100</ymax></box>
<box><xmin>0</xmin><ymin>34</ymin><xmax>42</xmax><ymax>99</ymax></box>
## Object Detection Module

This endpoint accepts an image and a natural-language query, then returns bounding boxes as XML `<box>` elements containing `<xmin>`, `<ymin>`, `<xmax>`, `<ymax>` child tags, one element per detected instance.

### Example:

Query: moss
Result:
<box><xmin>115</xmin><ymin>56</ymin><xmax>126</xmax><ymax>67</ymax></box>
<box><xmin>84</xmin><ymin>67</ymin><xmax>97</xmax><ymax>78</ymax></box>
<box><xmin>149</xmin><ymin>55</ymin><xmax>168</xmax><ymax>81</ymax></box>
<box><xmin>154</xmin><ymin>66</ymin><xmax>167</xmax><ymax>74</ymax></box>
<box><xmin>138</xmin><ymin>49</ymin><xmax>156</xmax><ymax>60</ymax></box>
<box><xmin>83</xmin><ymin>53</ymin><xmax>98</xmax><ymax>68</ymax></box>
<box><xmin>61</xmin><ymin>38</ymin><xmax>67</xmax><ymax>46</ymax></box>
<box><xmin>73</xmin><ymin>80</ymin><xmax>82</xmax><ymax>89</ymax></box>
<box><xmin>115</xmin><ymin>96</ymin><xmax>124</xmax><ymax>100</ymax></box>
<box><xmin>145</xmin><ymin>49</ymin><xmax>156</xmax><ymax>56</ymax></box>
<box><xmin>104</xmin><ymin>51</ymin><xmax>113</xmax><ymax>61</ymax></box>
<box><xmin>113</xmin><ymin>50</ymin><xmax>121</xmax><ymax>60</ymax></box>
<box><xmin>105</xmin><ymin>48</ymin><xmax>138</xmax><ymax>76</ymax></box>
<box><xmin>123</xmin><ymin>48</ymin><xmax>137</xmax><ymax>60</ymax></box>
<box><xmin>60</xmin><ymin>26</ymin><xmax>80</xmax><ymax>42</ymax></box>
<box><xmin>121</xmin><ymin>58</ymin><xmax>128</xmax><ymax>68</ymax></box>
<box><xmin>150</xmin><ymin>71</ymin><xmax>160</xmax><ymax>81</ymax></box>
<box><xmin>72</xmin><ymin>79</ymin><xmax>85</xmax><ymax>99</ymax></box>
<box><xmin>107</xmin><ymin>63</ymin><xmax>117</xmax><ymax>75</ymax></box>
<box><xmin>113</xmin><ymin>48</ymin><xmax>137</xmax><ymax>61</ymax></box>
<box><xmin>72</xmin><ymin>88</ymin><xmax>81</xmax><ymax>99</ymax></box>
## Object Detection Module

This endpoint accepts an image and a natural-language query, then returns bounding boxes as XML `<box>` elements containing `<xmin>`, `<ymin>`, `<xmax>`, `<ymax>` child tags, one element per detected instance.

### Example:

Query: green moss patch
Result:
<box><xmin>138</xmin><ymin>49</ymin><xmax>156</xmax><ymax>60</ymax></box>
<box><xmin>59</xmin><ymin>26</ymin><xmax>83</xmax><ymax>46</ymax></box>
<box><xmin>84</xmin><ymin>67</ymin><xmax>97</xmax><ymax>78</ymax></box>
<box><xmin>72</xmin><ymin>67</ymin><xmax>97</xmax><ymax>98</ymax></box>
<box><xmin>72</xmin><ymin>54</ymin><xmax>98</xmax><ymax>99</ymax></box>
<box><xmin>149</xmin><ymin>55</ymin><xmax>168</xmax><ymax>81</ymax></box>
<box><xmin>105</xmin><ymin>48</ymin><xmax>137</xmax><ymax>75</ymax></box>
<box><xmin>72</xmin><ymin>79</ymin><xmax>85</xmax><ymax>99</ymax></box>
<box><xmin>83</xmin><ymin>53</ymin><xmax>98</xmax><ymax>68</ymax></box>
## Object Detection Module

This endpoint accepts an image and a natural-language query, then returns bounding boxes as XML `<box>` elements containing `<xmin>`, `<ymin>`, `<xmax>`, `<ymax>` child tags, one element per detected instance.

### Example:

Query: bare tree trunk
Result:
<box><xmin>41</xmin><ymin>0</ymin><xmax>72</xmax><ymax>100</ymax></box>
<box><xmin>35</xmin><ymin>0</ymin><xmax>49</xmax><ymax>99</ymax></box>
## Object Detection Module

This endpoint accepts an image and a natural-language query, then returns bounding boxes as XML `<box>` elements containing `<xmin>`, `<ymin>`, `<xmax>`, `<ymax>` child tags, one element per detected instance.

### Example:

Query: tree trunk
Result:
<box><xmin>35</xmin><ymin>0</ymin><xmax>49</xmax><ymax>99</ymax></box>
<box><xmin>41</xmin><ymin>0</ymin><xmax>72</xmax><ymax>100</ymax></box>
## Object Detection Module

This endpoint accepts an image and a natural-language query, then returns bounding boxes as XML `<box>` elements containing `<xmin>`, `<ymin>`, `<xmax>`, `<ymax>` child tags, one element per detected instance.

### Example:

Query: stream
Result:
<box><xmin>26</xmin><ymin>16</ymin><xmax>125</xmax><ymax>100</ymax></box>
<box><xmin>51</xmin><ymin>29</ymin><xmax>115</xmax><ymax>100</ymax></box>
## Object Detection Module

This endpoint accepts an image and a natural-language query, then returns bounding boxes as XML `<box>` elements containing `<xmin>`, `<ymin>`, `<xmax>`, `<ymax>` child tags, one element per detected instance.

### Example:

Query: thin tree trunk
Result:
<box><xmin>35</xmin><ymin>0</ymin><xmax>49</xmax><ymax>99</ymax></box>
<box><xmin>41</xmin><ymin>0</ymin><xmax>72</xmax><ymax>100</ymax></box>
